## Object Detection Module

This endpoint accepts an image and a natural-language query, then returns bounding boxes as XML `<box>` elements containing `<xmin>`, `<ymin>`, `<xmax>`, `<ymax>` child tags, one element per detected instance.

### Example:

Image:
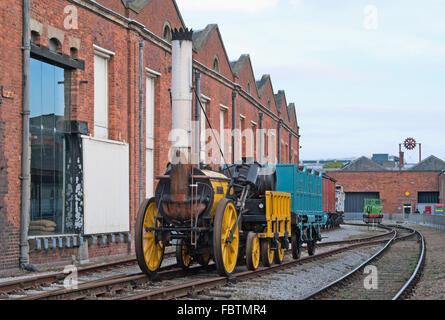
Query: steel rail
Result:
<box><xmin>0</xmin><ymin>227</ymin><xmax>351</xmax><ymax>296</ymax></box>
<box><xmin>302</xmin><ymin>224</ymin><xmax>421</xmax><ymax>300</ymax></box>
<box><xmin>392</xmin><ymin>230</ymin><xmax>425</xmax><ymax>300</ymax></box>
<box><xmin>0</xmin><ymin>252</ymin><xmax>174</xmax><ymax>296</ymax></box>
<box><xmin>121</xmin><ymin>231</ymin><xmax>395</xmax><ymax>300</ymax></box>
<box><xmin>4</xmin><ymin>225</ymin><xmax>392</xmax><ymax>300</ymax></box>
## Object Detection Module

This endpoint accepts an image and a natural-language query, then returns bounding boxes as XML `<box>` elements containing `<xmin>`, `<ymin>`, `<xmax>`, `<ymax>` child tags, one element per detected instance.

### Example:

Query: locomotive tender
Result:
<box><xmin>134</xmin><ymin>28</ymin><xmax>327</xmax><ymax>277</ymax></box>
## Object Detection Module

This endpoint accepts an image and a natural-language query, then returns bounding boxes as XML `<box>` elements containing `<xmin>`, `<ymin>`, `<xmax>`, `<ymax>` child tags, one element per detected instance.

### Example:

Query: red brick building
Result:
<box><xmin>328</xmin><ymin>156</ymin><xmax>445</xmax><ymax>215</ymax></box>
<box><xmin>0</xmin><ymin>0</ymin><xmax>300</xmax><ymax>271</ymax></box>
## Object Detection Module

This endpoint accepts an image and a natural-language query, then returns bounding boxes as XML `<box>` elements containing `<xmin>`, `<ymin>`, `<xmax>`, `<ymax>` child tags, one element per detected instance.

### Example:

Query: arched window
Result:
<box><xmin>70</xmin><ymin>47</ymin><xmax>79</xmax><ymax>59</ymax></box>
<box><xmin>31</xmin><ymin>31</ymin><xmax>40</xmax><ymax>45</ymax></box>
<box><xmin>49</xmin><ymin>38</ymin><xmax>61</xmax><ymax>53</ymax></box>
<box><xmin>213</xmin><ymin>56</ymin><xmax>220</xmax><ymax>73</ymax></box>
<box><xmin>162</xmin><ymin>22</ymin><xmax>172</xmax><ymax>42</ymax></box>
<box><xmin>247</xmin><ymin>81</ymin><xmax>251</xmax><ymax>95</ymax></box>
<box><xmin>267</xmin><ymin>99</ymin><xmax>271</xmax><ymax>109</ymax></box>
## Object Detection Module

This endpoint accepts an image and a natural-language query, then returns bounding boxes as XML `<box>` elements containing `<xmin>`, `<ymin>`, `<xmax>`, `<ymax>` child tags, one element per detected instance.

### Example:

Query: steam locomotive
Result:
<box><xmin>134</xmin><ymin>29</ymin><xmax>327</xmax><ymax>277</ymax></box>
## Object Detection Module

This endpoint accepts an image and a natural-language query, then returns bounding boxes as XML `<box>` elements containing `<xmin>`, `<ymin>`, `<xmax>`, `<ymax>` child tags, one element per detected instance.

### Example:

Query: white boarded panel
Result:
<box><xmin>82</xmin><ymin>136</ymin><xmax>129</xmax><ymax>234</ymax></box>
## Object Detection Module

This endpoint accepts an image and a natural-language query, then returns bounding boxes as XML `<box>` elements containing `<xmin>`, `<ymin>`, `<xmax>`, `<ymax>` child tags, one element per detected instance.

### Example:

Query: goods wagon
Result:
<box><xmin>273</xmin><ymin>164</ymin><xmax>327</xmax><ymax>257</ymax></box>
<box><xmin>322</xmin><ymin>174</ymin><xmax>338</xmax><ymax>228</ymax></box>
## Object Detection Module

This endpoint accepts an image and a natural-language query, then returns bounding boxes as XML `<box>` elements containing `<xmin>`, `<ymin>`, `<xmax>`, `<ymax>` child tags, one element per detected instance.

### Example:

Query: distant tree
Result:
<box><xmin>323</xmin><ymin>161</ymin><xmax>343</xmax><ymax>169</ymax></box>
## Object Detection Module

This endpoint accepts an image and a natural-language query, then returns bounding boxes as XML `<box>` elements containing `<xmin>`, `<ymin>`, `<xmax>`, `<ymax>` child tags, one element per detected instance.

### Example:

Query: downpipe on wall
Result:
<box><xmin>20</xmin><ymin>0</ymin><xmax>37</xmax><ymax>272</ymax></box>
<box><xmin>139</xmin><ymin>41</ymin><xmax>144</xmax><ymax>204</ymax></box>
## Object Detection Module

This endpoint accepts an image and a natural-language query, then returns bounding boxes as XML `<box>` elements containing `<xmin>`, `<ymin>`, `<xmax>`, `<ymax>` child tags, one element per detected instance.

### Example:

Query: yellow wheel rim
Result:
<box><xmin>251</xmin><ymin>235</ymin><xmax>260</xmax><ymax>269</ymax></box>
<box><xmin>181</xmin><ymin>242</ymin><xmax>191</xmax><ymax>267</ymax></box>
<box><xmin>142</xmin><ymin>201</ymin><xmax>164</xmax><ymax>271</ymax></box>
<box><xmin>220</xmin><ymin>202</ymin><xmax>239</xmax><ymax>274</ymax></box>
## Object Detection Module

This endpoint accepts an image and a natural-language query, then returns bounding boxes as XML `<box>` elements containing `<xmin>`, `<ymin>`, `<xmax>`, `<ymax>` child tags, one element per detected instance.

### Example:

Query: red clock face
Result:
<box><xmin>404</xmin><ymin>137</ymin><xmax>416</xmax><ymax>150</ymax></box>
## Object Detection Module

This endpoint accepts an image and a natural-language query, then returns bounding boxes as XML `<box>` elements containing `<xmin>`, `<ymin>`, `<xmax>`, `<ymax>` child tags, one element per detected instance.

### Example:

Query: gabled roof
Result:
<box><xmin>287</xmin><ymin>103</ymin><xmax>299</xmax><ymax>129</ymax></box>
<box><xmin>121</xmin><ymin>0</ymin><xmax>153</xmax><ymax>13</ymax></box>
<box><xmin>121</xmin><ymin>0</ymin><xmax>186</xmax><ymax>29</ymax></box>
<box><xmin>230</xmin><ymin>54</ymin><xmax>250</xmax><ymax>78</ymax></box>
<box><xmin>341</xmin><ymin>156</ymin><xmax>387</xmax><ymax>172</ymax></box>
<box><xmin>230</xmin><ymin>54</ymin><xmax>260</xmax><ymax>98</ymax></box>
<box><xmin>274</xmin><ymin>91</ymin><xmax>284</xmax><ymax>113</ymax></box>
<box><xmin>192</xmin><ymin>24</ymin><xmax>218</xmax><ymax>52</ymax></box>
<box><xmin>256</xmin><ymin>74</ymin><xmax>270</xmax><ymax>98</ymax></box>
<box><xmin>192</xmin><ymin>24</ymin><xmax>232</xmax><ymax>78</ymax></box>
<box><xmin>409</xmin><ymin>155</ymin><xmax>445</xmax><ymax>171</ymax></box>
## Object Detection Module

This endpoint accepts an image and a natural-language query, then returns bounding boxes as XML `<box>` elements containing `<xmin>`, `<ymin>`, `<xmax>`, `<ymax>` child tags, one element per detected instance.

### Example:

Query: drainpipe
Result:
<box><xmin>194</xmin><ymin>72</ymin><xmax>201</xmax><ymax>168</ymax></box>
<box><xmin>139</xmin><ymin>41</ymin><xmax>144</xmax><ymax>204</ymax></box>
<box><xmin>231</xmin><ymin>90</ymin><xmax>237</xmax><ymax>164</ymax></box>
<box><xmin>259</xmin><ymin>113</ymin><xmax>264</xmax><ymax>164</ymax></box>
<box><xmin>277</xmin><ymin>120</ymin><xmax>281</xmax><ymax>163</ymax></box>
<box><xmin>289</xmin><ymin>132</ymin><xmax>292</xmax><ymax>163</ymax></box>
<box><xmin>20</xmin><ymin>0</ymin><xmax>31</xmax><ymax>269</ymax></box>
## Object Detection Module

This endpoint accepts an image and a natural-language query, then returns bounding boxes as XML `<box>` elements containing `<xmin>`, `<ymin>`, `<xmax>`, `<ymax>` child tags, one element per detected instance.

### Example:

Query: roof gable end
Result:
<box><xmin>341</xmin><ymin>156</ymin><xmax>387</xmax><ymax>172</ymax></box>
<box><xmin>409</xmin><ymin>155</ymin><xmax>445</xmax><ymax>171</ymax></box>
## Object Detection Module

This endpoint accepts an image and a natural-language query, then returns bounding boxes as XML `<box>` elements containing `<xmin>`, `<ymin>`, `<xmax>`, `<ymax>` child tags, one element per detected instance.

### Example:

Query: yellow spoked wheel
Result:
<box><xmin>176</xmin><ymin>239</ymin><xmax>191</xmax><ymax>270</ymax></box>
<box><xmin>213</xmin><ymin>198</ymin><xmax>239</xmax><ymax>276</ymax></box>
<box><xmin>261</xmin><ymin>239</ymin><xmax>274</xmax><ymax>267</ymax></box>
<box><xmin>246</xmin><ymin>232</ymin><xmax>260</xmax><ymax>271</ymax></box>
<box><xmin>197</xmin><ymin>253</ymin><xmax>211</xmax><ymax>267</ymax></box>
<box><xmin>135</xmin><ymin>198</ymin><xmax>165</xmax><ymax>276</ymax></box>
<box><xmin>274</xmin><ymin>239</ymin><xmax>285</xmax><ymax>264</ymax></box>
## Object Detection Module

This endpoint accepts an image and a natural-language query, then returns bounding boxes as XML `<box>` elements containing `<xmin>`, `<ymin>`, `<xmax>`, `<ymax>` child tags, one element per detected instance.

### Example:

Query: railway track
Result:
<box><xmin>0</xmin><ymin>226</ymin><xmax>372</xmax><ymax>299</ymax></box>
<box><xmin>302</xmin><ymin>224</ymin><xmax>425</xmax><ymax>300</ymax></box>
<box><xmin>0</xmin><ymin>225</ymin><xmax>395</xmax><ymax>300</ymax></box>
<box><xmin>0</xmin><ymin>252</ymin><xmax>174</xmax><ymax>297</ymax></box>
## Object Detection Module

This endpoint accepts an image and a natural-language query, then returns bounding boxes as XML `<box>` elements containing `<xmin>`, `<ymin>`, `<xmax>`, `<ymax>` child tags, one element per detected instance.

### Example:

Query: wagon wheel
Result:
<box><xmin>246</xmin><ymin>232</ymin><xmax>260</xmax><ymax>270</ymax></box>
<box><xmin>176</xmin><ymin>239</ymin><xmax>191</xmax><ymax>270</ymax></box>
<box><xmin>307</xmin><ymin>228</ymin><xmax>316</xmax><ymax>256</ymax></box>
<box><xmin>213</xmin><ymin>198</ymin><xmax>239</xmax><ymax>276</ymax></box>
<box><xmin>261</xmin><ymin>239</ymin><xmax>274</xmax><ymax>267</ymax></box>
<box><xmin>197</xmin><ymin>253</ymin><xmax>211</xmax><ymax>267</ymax></box>
<box><xmin>291</xmin><ymin>229</ymin><xmax>302</xmax><ymax>259</ymax></box>
<box><xmin>274</xmin><ymin>239</ymin><xmax>285</xmax><ymax>264</ymax></box>
<box><xmin>135</xmin><ymin>198</ymin><xmax>165</xmax><ymax>276</ymax></box>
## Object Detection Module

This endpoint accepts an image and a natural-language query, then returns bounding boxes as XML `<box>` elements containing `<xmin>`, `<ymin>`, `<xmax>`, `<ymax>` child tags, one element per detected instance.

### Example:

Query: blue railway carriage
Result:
<box><xmin>272</xmin><ymin>164</ymin><xmax>327</xmax><ymax>257</ymax></box>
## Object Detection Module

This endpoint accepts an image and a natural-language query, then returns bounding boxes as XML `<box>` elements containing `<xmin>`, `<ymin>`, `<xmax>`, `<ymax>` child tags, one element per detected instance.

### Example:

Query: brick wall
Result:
<box><xmin>0</xmin><ymin>0</ymin><xmax>300</xmax><ymax>271</ymax></box>
<box><xmin>328</xmin><ymin>171</ymin><xmax>440</xmax><ymax>214</ymax></box>
<box><xmin>0</xmin><ymin>0</ymin><xmax>24</xmax><ymax>270</ymax></box>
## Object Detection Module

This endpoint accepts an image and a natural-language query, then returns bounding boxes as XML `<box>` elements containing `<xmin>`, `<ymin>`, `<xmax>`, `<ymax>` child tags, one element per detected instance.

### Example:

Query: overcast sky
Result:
<box><xmin>175</xmin><ymin>0</ymin><xmax>445</xmax><ymax>163</ymax></box>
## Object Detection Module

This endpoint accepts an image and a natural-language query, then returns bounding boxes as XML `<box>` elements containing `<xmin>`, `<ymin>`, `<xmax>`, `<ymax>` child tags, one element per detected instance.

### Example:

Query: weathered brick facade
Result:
<box><xmin>328</xmin><ymin>171</ymin><xmax>441</xmax><ymax>214</ymax></box>
<box><xmin>0</xmin><ymin>0</ymin><xmax>300</xmax><ymax>271</ymax></box>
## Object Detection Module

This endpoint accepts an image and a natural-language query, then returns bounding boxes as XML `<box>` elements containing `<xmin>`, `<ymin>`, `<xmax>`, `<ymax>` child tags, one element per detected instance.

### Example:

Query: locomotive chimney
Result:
<box><xmin>171</xmin><ymin>28</ymin><xmax>194</xmax><ymax>163</ymax></box>
<box><xmin>169</xmin><ymin>28</ymin><xmax>194</xmax><ymax>215</ymax></box>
